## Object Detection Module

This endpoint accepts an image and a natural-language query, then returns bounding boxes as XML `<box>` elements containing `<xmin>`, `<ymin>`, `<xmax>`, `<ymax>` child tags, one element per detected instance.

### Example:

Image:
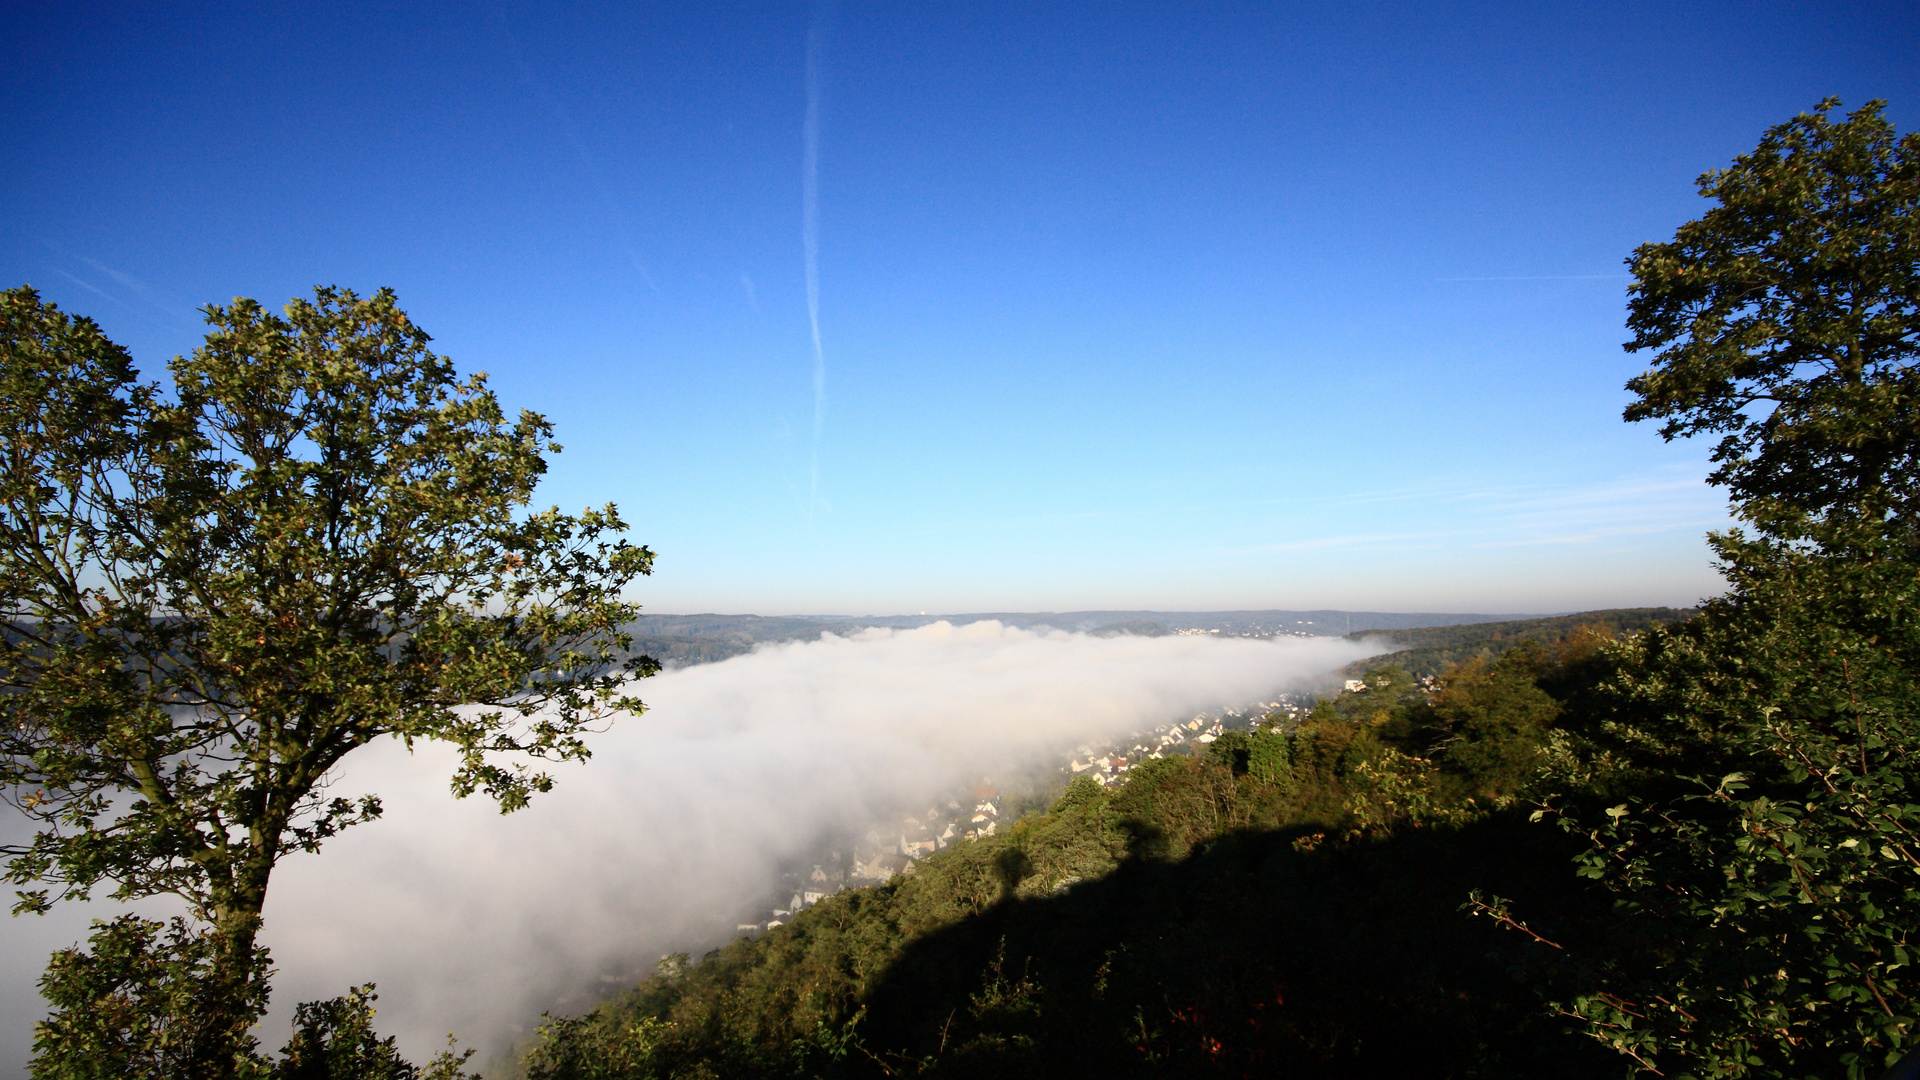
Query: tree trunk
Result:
<box><xmin>187</xmin><ymin>873</ymin><xmax>272</xmax><ymax>1079</ymax></box>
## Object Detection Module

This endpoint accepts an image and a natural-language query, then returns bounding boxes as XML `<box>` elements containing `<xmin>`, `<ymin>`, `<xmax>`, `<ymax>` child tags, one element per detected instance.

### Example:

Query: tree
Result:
<box><xmin>1494</xmin><ymin>100</ymin><xmax>1920</xmax><ymax>1078</ymax></box>
<box><xmin>1622</xmin><ymin>98</ymin><xmax>1920</xmax><ymax>539</ymax></box>
<box><xmin>0</xmin><ymin>285</ymin><xmax>656</xmax><ymax>1079</ymax></box>
<box><xmin>1549</xmin><ymin>535</ymin><xmax>1920</xmax><ymax>1079</ymax></box>
<box><xmin>1416</xmin><ymin>647</ymin><xmax>1560</xmax><ymax>802</ymax></box>
<box><xmin>273</xmin><ymin>984</ymin><xmax>477</xmax><ymax>1080</ymax></box>
<box><xmin>29</xmin><ymin>914</ymin><xmax>269</xmax><ymax>1080</ymax></box>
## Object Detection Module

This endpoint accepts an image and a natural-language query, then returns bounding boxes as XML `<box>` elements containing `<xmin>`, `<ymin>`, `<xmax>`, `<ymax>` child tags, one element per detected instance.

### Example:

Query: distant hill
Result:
<box><xmin>813</xmin><ymin>609</ymin><xmax>1542</xmax><ymax>635</ymax></box>
<box><xmin>621</xmin><ymin>614</ymin><xmax>887</xmax><ymax>668</ymax></box>
<box><xmin>1343</xmin><ymin>607</ymin><xmax>1700</xmax><ymax>678</ymax></box>
<box><xmin>624</xmin><ymin>609</ymin><xmax>1548</xmax><ymax>667</ymax></box>
<box><xmin>1091</xmin><ymin>619</ymin><xmax>1172</xmax><ymax>638</ymax></box>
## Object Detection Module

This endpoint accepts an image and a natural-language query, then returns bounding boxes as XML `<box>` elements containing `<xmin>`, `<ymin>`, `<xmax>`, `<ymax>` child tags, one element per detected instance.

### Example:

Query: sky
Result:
<box><xmin>5</xmin><ymin>1</ymin><xmax>1918</xmax><ymax>615</ymax></box>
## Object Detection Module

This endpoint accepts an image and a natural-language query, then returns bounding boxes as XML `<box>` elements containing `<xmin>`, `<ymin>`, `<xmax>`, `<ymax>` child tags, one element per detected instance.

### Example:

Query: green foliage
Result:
<box><xmin>1415</xmin><ymin>646</ymin><xmax>1563</xmax><ymax>802</ymax></box>
<box><xmin>1244</xmin><ymin>726</ymin><xmax>1292</xmax><ymax>787</ymax></box>
<box><xmin>514</xmin><ymin>662</ymin><xmax>1621</xmax><ymax>1078</ymax></box>
<box><xmin>30</xmin><ymin>915</ymin><xmax>267</xmax><ymax>1080</ymax></box>
<box><xmin>1048</xmin><ymin>775</ymin><xmax>1104</xmax><ymax>813</ymax></box>
<box><xmin>1318</xmin><ymin>665</ymin><xmax>1427</xmax><ymax>725</ymax></box>
<box><xmin>1341</xmin><ymin>747</ymin><xmax>1476</xmax><ymax>835</ymax></box>
<box><xmin>1468</xmin><ymin>99</ymin><xmax>1920</xmax><ymax>1079</ymax></box>
<box><xmin>0</xmin><ymin>285</ymin><xmax>652</xmax><ymax>1077</ymax></box>
<box><xmin>522</xmin><ymin>1013</ymin><xmax>683</xmax><ymax>1080</ymax></box>
<box><xmin>1521</xmin><ymin>528</ymin><xmax>1920</xmax><ymax>1078</ymax></box>
<box><xmin>274</xmin><ymin>986</ymin><xmax>479</xmax><ymax>1080</ymax></box>
<box><xmin>1622</xmin><ymin>98</ymin><xmax>1920</xmax><ymax>537</ymax></box>
<box><xmin>1346</xmin><ymin>607</ymin><xmax>1697</xmax><ymax>678</ymax></box>
<box><xmin>30</xmin><ymin>918</ymin><xmax>475</xmax><ymax>1080</ymax></box>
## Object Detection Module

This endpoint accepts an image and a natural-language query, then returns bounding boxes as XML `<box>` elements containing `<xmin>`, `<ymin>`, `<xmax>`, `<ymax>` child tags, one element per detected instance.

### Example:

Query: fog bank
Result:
<box><xmin>3</xmin><ymin>623</ymin><xmax>1373</xmax><ymax>1072</ymax></box>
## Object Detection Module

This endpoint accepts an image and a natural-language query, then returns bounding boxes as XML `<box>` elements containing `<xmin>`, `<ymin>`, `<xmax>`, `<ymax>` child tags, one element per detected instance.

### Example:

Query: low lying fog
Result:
<box><xmin>1</xmin><ymin>621</ymin><xmax>1374</xmax><ymax>1072</ymax></box>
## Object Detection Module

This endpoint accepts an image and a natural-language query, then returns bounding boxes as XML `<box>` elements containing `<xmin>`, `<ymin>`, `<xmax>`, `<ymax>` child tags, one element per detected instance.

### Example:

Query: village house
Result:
<box><xmin>854</xmin><ymin>851</ymin><xmax>906</xmax><ymax>881</ymax></box>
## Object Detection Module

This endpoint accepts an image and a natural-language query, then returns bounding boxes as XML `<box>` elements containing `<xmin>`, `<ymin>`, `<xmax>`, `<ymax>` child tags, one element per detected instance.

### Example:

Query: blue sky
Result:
<box><xmin>5</xmin><ymin>2</ymin><xmax>1916</xmax><ymax>615</ymax></box>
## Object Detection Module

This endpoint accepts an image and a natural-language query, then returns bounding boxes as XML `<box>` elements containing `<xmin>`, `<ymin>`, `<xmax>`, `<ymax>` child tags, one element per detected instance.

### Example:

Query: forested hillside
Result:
<box><xmin>511</xmin><ymin>647</ymin><xmax>1632</xmax><ymax>1079</ymax></box>
<box><xmin>1345</xmin><ymin>607</ymin><xmax>1699</xmax><ymax>677</ymax></box>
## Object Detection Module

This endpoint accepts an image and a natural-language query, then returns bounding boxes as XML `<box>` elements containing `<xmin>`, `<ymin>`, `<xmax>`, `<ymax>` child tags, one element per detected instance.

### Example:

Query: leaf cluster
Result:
<box><xmin>1513</xmin><ymin>527</ymin><xmax>1920</xmax><ymax>1078</ymax></box>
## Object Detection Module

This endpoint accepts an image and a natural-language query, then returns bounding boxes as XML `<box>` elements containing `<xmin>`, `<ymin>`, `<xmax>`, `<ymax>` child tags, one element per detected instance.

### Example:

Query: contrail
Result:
<box><xmin>803</xmin><ymin>23</ymin><xmax>826</xmax><ymax>529</ymax></box>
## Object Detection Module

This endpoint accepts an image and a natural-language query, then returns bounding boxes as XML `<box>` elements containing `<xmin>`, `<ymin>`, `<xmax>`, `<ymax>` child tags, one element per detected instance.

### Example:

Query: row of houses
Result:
<box><xmin>738</xmin><ymin>787</ymin><xmax>1008</xmax><ymax>931</ymax></box>
<box><xmin>1060</xmin><ymin>697</ymin><xmax>1319</xmax><ymax>788</ymax></box>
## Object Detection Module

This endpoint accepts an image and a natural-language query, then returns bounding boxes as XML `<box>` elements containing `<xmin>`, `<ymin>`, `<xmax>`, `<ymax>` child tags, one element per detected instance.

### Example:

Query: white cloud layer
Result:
<box><xmin>1</xmin><ymin>622</ymin><xmax>1372</xmax><ymax>1072</ymax></box>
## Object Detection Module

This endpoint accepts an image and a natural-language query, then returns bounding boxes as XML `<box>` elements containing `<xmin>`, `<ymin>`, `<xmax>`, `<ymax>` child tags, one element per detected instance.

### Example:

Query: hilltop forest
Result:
<box><xmin>1342</xmin><ymin>607</ymin><xmax>1699</xmax><ymax>678</ymax></box>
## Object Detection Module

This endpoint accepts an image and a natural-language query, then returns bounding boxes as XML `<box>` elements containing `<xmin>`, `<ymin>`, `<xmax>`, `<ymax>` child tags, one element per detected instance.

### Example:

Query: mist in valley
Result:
<box><xmin>171</xmin><ymin>622</ymin><xmax>1369</xmax><ymax>1068</ymax></box>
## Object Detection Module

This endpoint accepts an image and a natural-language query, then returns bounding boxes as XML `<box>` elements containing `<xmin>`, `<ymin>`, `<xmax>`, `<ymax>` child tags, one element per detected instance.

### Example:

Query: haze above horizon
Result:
<box><xmin>5</xmin><ymin>2</ymin><xmax>1915</xmax><ymax>614</ymax></box>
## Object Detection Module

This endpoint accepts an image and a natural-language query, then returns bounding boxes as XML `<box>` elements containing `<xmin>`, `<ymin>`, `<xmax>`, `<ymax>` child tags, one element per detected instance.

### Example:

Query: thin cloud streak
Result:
<box><xmin>803</xmin><ymin>23</ymin><xmax>827</xmax><ymax>530</ymax></box>
<box><xmin>1237</xmin><ymin>531</ymin><xmax>1446</xmax><ymax>553</ymax></box>
<box><xmin>1211</xmin><ymin>471</ymin><xmax>1731</xmax><ymax>559</ymax></box>
<box><xmin>35</xmin><ymin>246</ymin><xmax>199</xmax><ymax>324</ymax></box>
<box><xmin>49</xmin><ymin>268</ymin><xmax>122</xmax><ymax>305</ymax></box>
<box><xmin>883</xmin><ymin>469</ymin><xmax>1727</xmax><ymax>554</ymax></box>
<box><xmin>1435</xmin><ymin>274</ymin><xmax>1631</xmax><ymax>282</ymax></box>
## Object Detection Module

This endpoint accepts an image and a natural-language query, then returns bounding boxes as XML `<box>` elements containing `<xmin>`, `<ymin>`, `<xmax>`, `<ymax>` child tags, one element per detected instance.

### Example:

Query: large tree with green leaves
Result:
<box><xmin>0</xmin><ymin>285</ymin><xmax>656</xmax><ymax>1079</ymax></box>
<box><xmin>1510</xmin><ymin>99</ymin><xmax>1920</xmax><ymax>1079</ymax></box>
<box><xmin>1623</xmin><ymin>97</ymin><xmax>1919</xmax><ymax>539</ymax></box>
